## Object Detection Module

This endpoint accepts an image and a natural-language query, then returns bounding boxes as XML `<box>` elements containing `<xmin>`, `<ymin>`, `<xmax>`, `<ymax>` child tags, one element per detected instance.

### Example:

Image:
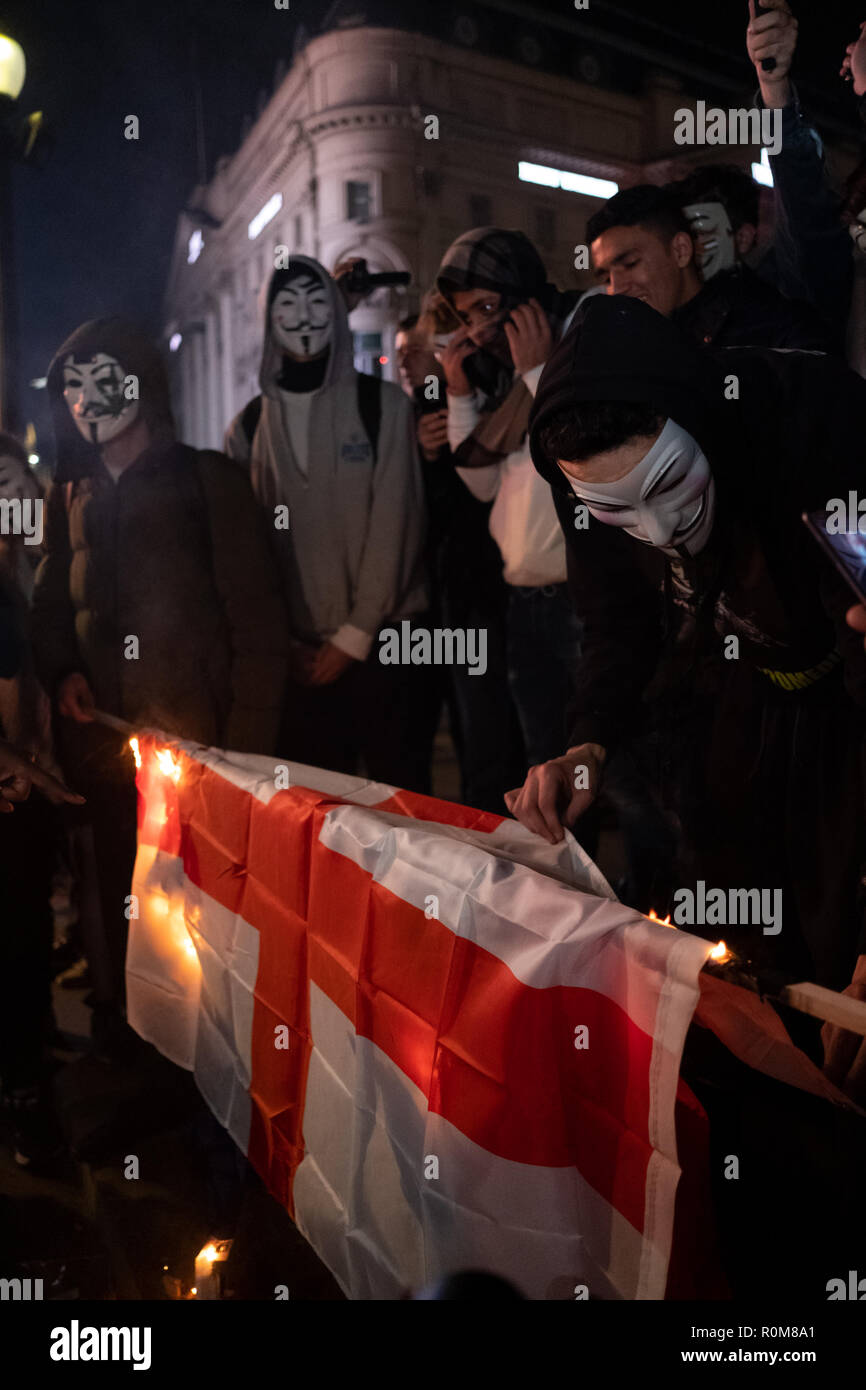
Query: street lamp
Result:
<box><xmin>0</xmin><ymin>32</ymin><xmax>26</xmax><ymax>432</ymax></box>
<box><xmin>0</xmin><ymin>34</ymin><xmax>25</xmax><ymax>103</ymax></box>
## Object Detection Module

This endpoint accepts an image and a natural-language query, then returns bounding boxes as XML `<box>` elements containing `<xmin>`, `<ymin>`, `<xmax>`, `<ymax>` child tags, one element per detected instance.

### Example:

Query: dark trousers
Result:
<box><xmin>0</xmin><ymin>794</ymin><xmax>58</xmax><ymax>1090</ymax></box>
<box><xmin>444</xmin><ymin>593</ymin><xmax>525</xmax><ymax>815</ymax></box>
<box><xmin>506</xmin><ymin>583</ymin><xmax>583</xmax><ymax>769</ymax></box>
<box><xmin>277</xmin><ymin>621</ymin><xmax>436</xmax><ymax>794</ymax></box>
<box><xmin>56</xmin><ymin>721</ymin><xmax>138</xmax><ymax>1012</ymax></box>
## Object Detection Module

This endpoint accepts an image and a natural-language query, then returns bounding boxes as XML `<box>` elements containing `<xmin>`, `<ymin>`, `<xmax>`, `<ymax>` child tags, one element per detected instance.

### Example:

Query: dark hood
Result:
<box><xmin>47</xmin><ymin>318</ymin><xmax>175</xmax><ymax>483</ymax></box>
<box><xmin>529</xmin><ymin>295</ymin><xmax>730</xmax><ymax>495</ymax></box>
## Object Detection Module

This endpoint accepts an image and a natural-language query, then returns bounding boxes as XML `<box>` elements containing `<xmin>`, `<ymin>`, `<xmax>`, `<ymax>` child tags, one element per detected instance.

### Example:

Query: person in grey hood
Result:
<box><xmin>225</xmin><ymin>256</ymin><xmax>432</xmax><ymax>791</ymax></box>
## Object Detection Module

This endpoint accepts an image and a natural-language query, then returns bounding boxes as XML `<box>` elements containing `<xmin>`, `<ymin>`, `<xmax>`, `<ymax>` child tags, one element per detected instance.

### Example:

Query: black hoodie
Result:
<box><xmin>529</xmin><ymin>295</ymin><xmax>866</xmax><ymax>751</ymax></box>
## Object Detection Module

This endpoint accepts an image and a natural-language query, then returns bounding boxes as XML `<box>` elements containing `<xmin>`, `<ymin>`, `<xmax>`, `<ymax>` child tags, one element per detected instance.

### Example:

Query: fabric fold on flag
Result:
<box><xmin>127</xmin><ymin>731</ymin><xmax>721</xmax><ymax>1299</ymax></box>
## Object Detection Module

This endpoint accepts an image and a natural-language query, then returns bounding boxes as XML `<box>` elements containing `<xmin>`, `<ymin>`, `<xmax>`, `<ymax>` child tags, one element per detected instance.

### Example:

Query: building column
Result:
<box><xmin>191</xmin><ymin>328</ymin><xmax>207</xmax><ymax>449</ymax></box>
<box><xmin>203</xmin><ymin>308</ymin><xmax>219</xmax><ymax>449</ymax></box>
<box><xmin>218</xmin><ymin>286</ymin><xmax>234</xmax><ymax>437</ymax></box>
<box><xmin>180</xmin><ymin>338</ymin><xmax>194</xmax><ymax>445</ymax></box>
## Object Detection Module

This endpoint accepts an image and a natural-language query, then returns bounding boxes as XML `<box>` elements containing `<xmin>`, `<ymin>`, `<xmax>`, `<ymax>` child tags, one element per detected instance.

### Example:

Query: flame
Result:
<box><xmin>647</xmin><ymin>909</ymin><xmax>674</xmax><ymax>927</ymax></box>
<box><xmin>198</xmin><ymin>1243</ymin><xmax>219</xmax><ymax>1265</ymax></box>
<box><xmin>155</xmin><ymin>748</ymin><xmax>182</xmax><ymax>783</ymax></box>
<box><xmin>709</xmin><ymin>941</ymin><xmax>732</xmax><ymax>964</ymax></box>
<box><xmin>128</xmin><ymin>736</ymin><xmax>142</xmax><ymax>770</ymax></box>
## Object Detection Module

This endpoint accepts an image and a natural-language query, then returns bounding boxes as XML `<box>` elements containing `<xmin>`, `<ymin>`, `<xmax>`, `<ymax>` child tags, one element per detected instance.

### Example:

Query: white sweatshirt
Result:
<box><xmin>447</xmin><ymin>364</ymin><xmax>567</xmax><ymax>587</ymax></box>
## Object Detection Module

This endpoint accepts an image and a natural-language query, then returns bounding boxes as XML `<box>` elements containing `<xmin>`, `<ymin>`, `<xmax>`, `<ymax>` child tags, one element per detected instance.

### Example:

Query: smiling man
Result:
<box><xmin>588</xmin><ymin>183</ymin><xmax>826</xmax><ymax>350</ymax></box>
<box><xmin>506</xmin><ymin>294</ymin><xmax>866</xmax><ymax>1093</ymax></box>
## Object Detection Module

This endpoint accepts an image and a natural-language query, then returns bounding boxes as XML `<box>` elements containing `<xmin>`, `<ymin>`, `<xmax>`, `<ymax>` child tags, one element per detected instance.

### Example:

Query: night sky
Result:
<box><xmin>3</xmin><ymin>0</ymin><xmax>864</xmax><ymax>456</ymax></box>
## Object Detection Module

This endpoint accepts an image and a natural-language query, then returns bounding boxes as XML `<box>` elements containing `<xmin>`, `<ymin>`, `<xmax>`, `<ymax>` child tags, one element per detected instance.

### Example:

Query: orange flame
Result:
<box><xmin>647</xmin><ymin>908</ymin><xmax>673</xmax><ymax>927</ymax></box>
<box><xmin>709</xmin><ymin>941</ymin><xmax>732</xmax><ymax>964</ymax></box>
<box><xmin>155</xmin><ymin>748</ymin><xmax>182</xmax><ymax>783</ymax></box>
<box><xmin>128</xmin><ymin>736</ymin><xmax>142</xmax><ymax>770</ymax></box>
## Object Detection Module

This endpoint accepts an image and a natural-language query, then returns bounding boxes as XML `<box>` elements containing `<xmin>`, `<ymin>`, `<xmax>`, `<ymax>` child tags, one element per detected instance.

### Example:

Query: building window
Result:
<box><xmin>535</xmin><ymin>206</ymin><xmax>556</xmax><ymax>251</ymax></box>
<box><xmin>346</xmin><ymin>181</ymin><xmax>371</xmax><ymax>224</ymax></box>
<box><xmin>469</xmin><ymin>193</ymin><xmax>493</xmax><ymax>226</ymax></box>
<box><xmin>353</xmin><ymin>330</ymin><xmax>382</xmax><ymax>377</ymax></box>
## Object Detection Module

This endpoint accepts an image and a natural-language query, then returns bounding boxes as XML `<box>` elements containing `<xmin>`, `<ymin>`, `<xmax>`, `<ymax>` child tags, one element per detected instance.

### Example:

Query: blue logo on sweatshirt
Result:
<box><xmin>341</xmin><ymin>435</ymin><xmax>372</xmax><ymax>464</ymax></box>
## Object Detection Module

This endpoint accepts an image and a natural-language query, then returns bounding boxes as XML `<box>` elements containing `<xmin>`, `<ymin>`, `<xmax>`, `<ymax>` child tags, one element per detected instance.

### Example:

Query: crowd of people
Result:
<box><xmin>3</xmin><ymin>0</ymin><xmax>866</xmax><ymax>1170</ymax></box>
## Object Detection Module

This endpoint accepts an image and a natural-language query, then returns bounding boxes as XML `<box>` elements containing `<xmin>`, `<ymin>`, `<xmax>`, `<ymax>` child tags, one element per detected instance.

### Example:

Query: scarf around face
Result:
<box><xmin>435</xmin><ymin>227</ymin><xmax>579</xmax><ymax>469</ymax></box>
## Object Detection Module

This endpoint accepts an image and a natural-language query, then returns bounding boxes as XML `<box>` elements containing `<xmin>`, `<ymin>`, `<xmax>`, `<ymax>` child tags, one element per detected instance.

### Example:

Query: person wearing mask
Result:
<box><xmin>675</xmin><ymin>163</ymin><xmax>762</xmax><ymax>282</ymax></box>
<box><xmin>225</xmin><ymin>258</ymin><xmax>431</xmax><ymax>792</ymax></box>
<box><xmin>32</xmin><ymin>319</ymin><xmax>287</xmax><ymax>1055</ymax></box>
<box><xmin>507</xmin><ymin>294</ymin><xmax>866</xmax><ymax>1096</ymax></box>
<box><xmin>394</xmin><ymin>309</ymin><xmax>524</xmax><ymax>812</ymax></box>
<box><xmin>588</xmin><ymin>184</ymin><xmax>827</xmax><ymax>350</ymax></box>
<box><xmin>435</xmin><ymin>227</ymin><xmax>583</xmax><ymax>770</ymax></box>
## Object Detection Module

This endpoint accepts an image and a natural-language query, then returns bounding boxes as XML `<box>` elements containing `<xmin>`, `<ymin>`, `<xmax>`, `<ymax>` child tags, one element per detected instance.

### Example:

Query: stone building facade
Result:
<box><xmin>161</xmin><ymin>9</ymin><xmax>850</xmax><ymax>449</ymax></box>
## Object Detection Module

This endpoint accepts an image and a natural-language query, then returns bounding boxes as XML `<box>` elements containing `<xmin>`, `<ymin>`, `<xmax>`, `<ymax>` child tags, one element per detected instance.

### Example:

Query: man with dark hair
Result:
<box><xmin>507</xmin><ymin>294</ymin><xmax>866</xmax><ymax>1094</ymax></box>
<box><xmin>435</xmin><ymin>226</ymin><xmax>583</xmax><ymax>770</ymax></box>
<box><xmin>588</xmin><ymin>183</ymin><xmax>826</xmax><ymax>350</ymax></box>
<box><xmin>393</xmin><ymin>311</ymin><xmax>524</xmax><ymax>811</ymax></box>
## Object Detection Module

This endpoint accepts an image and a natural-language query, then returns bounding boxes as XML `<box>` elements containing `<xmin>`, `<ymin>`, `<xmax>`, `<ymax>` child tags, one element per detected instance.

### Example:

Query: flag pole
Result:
<box><xmin>88</xmin><ymin>707</ymin><xmax>137</xmax><ymax>738</ymax></box>
<box><xmin>701</xmin><ymin>955</ymin><xmax>866</xmax><ymax>1038</ymax></box>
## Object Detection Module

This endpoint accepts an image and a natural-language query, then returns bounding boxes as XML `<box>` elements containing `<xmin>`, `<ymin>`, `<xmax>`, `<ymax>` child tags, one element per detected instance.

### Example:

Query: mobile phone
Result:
<box><xmin>802</xmin><ymin>510</ymin><xmax>866</xmax><ymax>606</ymax></box>
<box><xmin>754</xmin><ymin>3</ymin><xmax>778</xmax><ymax>73</ymax></box>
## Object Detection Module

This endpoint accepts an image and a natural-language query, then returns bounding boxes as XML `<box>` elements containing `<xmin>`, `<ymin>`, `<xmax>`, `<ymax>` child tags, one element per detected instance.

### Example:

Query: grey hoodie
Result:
<box><xmin>225</xmin><ymin>256</ymin><xmax>427</xmax><ymax>657</ymax></box>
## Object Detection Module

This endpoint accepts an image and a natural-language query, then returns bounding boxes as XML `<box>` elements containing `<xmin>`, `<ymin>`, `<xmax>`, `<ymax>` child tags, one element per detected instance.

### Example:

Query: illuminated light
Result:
<box><xmin>182</xmin><ymin>937</ymin><xmax>197</xmax><ymax>961</ymax></box>
<box><xmin>752</xmin><ymin>148</ymin><xmax>773</xmax><ymax>188</ymax></box>
<box><xmin>27</xmin><ymin>453</ymin><xmax>39</xmax><ymax>465</ymax></box>
<box><xmin>519</xmin><ymin>160</ymin><xmax>619</xmax><ymax>200</ymax></box>
<box><xmin>378</xmin><ymin>355</ymin><xmax>389</xmax><ymax>365</ymax></box>
<box><xmin>29</xmin><ymin>377</ymin><xmax>47</xmax><ymax>389</ymax></box>
<box><xmin>193</xmin><ymin>1238</ymin><xmax>233</xmax><ymax>1299</ymax></box>
<box><xmin>149</xmin><ymin>896</ymin><xmax>170</xmax><ymax>918</ymax></box>
<box><xmin>187</xmin><ymin>229</ymin><xmax>204</xmax><ymax>264</ymax></box>
<box><xmin>248</xmin><ymin>192</ymin><xmax>283</xmax><ymax>240</ymax></box>
<box><xmin>190</xmin><ymin>1287</ymin><xmax>197</xmax><ymax>1296</ymax></box>
<box><xmin>169</xmin><ymin>332</ymin><xmax>182</xmax><ymax>352</ymax></box>
<box><xmin>128</xmin><ymin>736</ymin><xmax>142</xmax><ymax>770</ymax></box>
<box><xmin>155</xmin><ymin>748</ymin><xmax>182</xmax><ymax>783</ymax></box>
<box><xmin>0</xmin><ymin>35</ymin><xmax>26</xmax><ymax>102</ymax></box>
<box><xmin>709</xmin><ymin>941</ymin><xmax>732</xmax><ymax>964</ymax></box>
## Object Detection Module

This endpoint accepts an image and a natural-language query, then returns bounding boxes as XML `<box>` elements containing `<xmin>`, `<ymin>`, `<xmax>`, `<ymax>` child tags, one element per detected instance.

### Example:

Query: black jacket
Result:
<box><xmin>672</xmin><ymin>264</ymin><xmax>828</xmax><ymax>351</ymax></box>
<box><xmin>529</xmin><ymin>295</ymin><xmax>866</xmax><ymax>753</ymax></box>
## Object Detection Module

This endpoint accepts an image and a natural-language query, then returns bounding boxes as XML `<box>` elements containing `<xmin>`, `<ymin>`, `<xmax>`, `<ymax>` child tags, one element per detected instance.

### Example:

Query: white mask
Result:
<box><xmin>270</xmin><ymin>275</ymin><xmax>332</xmax><ymax>358</ymax></box>
<box><xmin>849</xmin><ymin>209</ymin><xmax>866</xmax><ymax>258</ymax></box>
<box><xmin>683</xmin><ymin>201</ymin><xmax>737</xmax><ymax>281</ymax></box>
<box><xmin>569</xmin><ymin>417</ymin><xmax>716</xmax><ymax>558</ymax></box>
<box><xmin>62</xmin><ymin>353</ymin><xmax>140</xmax><ymax>446</ymax></box>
